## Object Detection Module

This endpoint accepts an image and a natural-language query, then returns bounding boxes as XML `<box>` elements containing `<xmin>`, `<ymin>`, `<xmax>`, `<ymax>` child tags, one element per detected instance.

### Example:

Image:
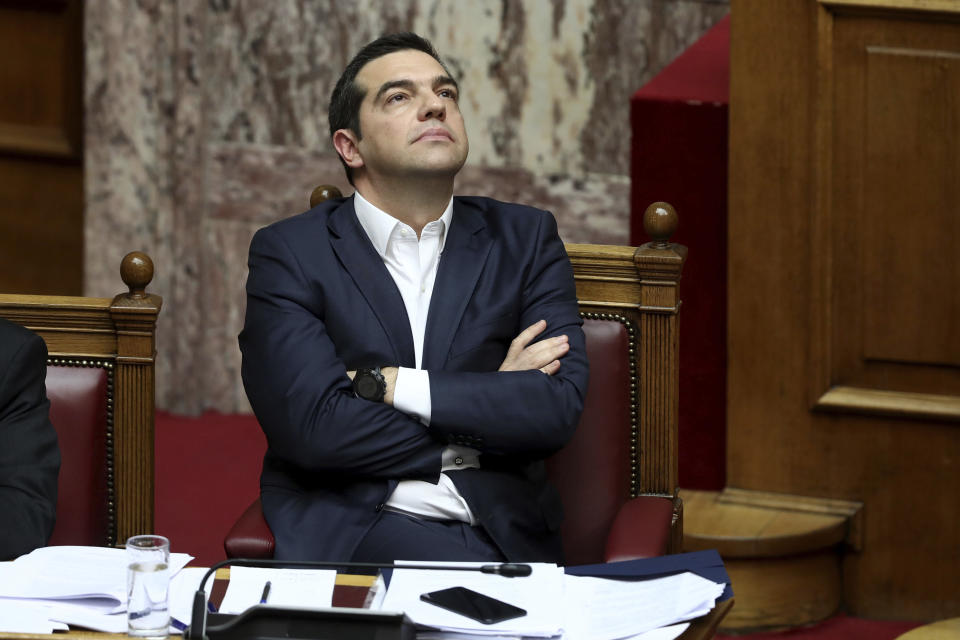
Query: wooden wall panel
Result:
<box><xmin>813</xmin><ymin>7</ymin><xmax>960</xmax><ymax>419</ymax></box>
<box><xmin>823</xmin><ymin>12</ymin><xmax>960</xmax><ymax>410</ymax></box>
<box><xmin>729</xmin><ymin>0</ymin><xmax>960</xmax><ymax>620</ymax></box>
<box><xmin>863</xmin><ymin>48</ymin><xmax>959</xmax><ymax>367</ymax></box>
<box><xmin>0</xmin><ymin>0</ymin><xmax>83</xmax><ymax>295</ymax></box>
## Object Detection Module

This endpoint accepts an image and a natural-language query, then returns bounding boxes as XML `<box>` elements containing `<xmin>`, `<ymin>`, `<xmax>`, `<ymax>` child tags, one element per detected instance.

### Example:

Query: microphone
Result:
<box><xmin>185</xmin><ymin>557</ymin><xmax>532</xmax><ymax>640</ymax></box>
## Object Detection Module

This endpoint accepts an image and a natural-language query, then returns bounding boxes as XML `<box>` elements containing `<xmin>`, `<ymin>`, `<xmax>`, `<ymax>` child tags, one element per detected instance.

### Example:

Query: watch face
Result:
<box><xmin>356</xmin><ymin>374</ymin><xmax>379</xmax><ymax>398</ymax></box>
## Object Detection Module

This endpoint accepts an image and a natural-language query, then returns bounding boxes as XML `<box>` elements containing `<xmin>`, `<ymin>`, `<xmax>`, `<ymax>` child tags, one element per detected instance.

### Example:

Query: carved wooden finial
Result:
<box><xmin>310</xmin><ymin>184</ymin><xmax>344</xmax><ymax>208</ymax></box>
<box><xmin>120</xmin><ymin>251</ymin><xmax>154</xmax><ymax>298</ymax></box>
<box><xmin>643</xmin><ymin>201</ymin><xmax>679</xmax><ymax>248</ymax></box>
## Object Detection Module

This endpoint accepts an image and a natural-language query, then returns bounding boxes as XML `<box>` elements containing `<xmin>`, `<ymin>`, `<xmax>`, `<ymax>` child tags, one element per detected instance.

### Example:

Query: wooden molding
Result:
<box><xmin>0</xmin><ymin>122</ymin><xmax>78</xmax><ymax>159</ymax></box>
<box><xmin>718</xmin><ymin>487</ymin><xmax>864</xmax><ymax>552</ymax></box>
<box><xmin>820</xmin><ymin>0</ymin><xmax>960</xmax><ymax>16</ymax></box>
<box><xmin>816</xmin><ymin>386</ymin><xmax>960</xmax><ymax>422</ymax></box>
<box><xmin>567</xmin><ymin>234</ymin><xmax>687</xmax><ymax>500</ymax></box>
<box><xmin>567</xmin><ymin>242</ymin><xmax>686</xmax><ymax>312</ymax></box>
<box><xmin>683</xmin><ymin>488</ymin><xmax>864</xmax><ymax>555</ymax></box>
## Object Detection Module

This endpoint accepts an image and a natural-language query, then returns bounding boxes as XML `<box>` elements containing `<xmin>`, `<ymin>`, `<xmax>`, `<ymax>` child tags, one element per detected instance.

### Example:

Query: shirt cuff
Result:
<box><xmin>393</xmin><ymin>367</ymin><xmax>432</xmax><ymax>426</ymax></box>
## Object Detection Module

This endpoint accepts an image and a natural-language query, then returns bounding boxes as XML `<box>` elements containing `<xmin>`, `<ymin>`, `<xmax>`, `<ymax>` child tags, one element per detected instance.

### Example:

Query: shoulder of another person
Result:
<box><xmin>0</xmin><ymin>318</ymin><xmax>42</xmax><ymax>351</ymax></box>
<box><xmin>0</xmin><ymin>320</ymin><xmax>46</xmax><ymax>381</ymax></box>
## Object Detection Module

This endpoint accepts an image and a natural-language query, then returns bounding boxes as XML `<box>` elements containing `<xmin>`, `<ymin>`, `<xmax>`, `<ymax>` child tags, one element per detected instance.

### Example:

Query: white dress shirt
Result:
<box><xmin>352</xmin><ymin>191</ymin><xmax>480</xmax><ymax>524</ymax></box>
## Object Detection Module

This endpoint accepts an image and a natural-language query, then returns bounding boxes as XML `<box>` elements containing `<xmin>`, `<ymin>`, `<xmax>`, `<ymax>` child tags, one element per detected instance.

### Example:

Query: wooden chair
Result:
<box><xmin>0</xmin><ymin>252</ymin><xmax>162</xmax><ymax>547</ymax></box>
<box><xmin>225</xmin><ymin>187</ymin><xmax>687</xmax><ymax>563</ymax></box>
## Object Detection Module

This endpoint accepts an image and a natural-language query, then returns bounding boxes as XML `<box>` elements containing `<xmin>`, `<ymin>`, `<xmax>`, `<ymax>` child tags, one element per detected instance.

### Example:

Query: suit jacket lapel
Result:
<box><xmin>328</xmin><ymin>198</ymin><xmax>416</xmax><ymax>367</ymax></box>
<box><xmin>422</xmin><ymin>200</ymin><xmax>493</xmax><ymax>370</ymax></box>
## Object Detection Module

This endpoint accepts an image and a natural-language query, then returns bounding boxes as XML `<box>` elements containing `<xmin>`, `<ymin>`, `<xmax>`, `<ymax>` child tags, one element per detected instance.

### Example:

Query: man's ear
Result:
<box><xmin>333</xmin><ymin>129</ymin><xmax>364</xmax><ymax>170</ymax></box>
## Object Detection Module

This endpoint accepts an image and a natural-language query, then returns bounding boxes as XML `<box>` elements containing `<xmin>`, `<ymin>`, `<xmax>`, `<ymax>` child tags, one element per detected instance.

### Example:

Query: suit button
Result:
<box><xmin>375</xmin><ymin>503</ymin><xmax>384</xmax><ymax>512</ymax></box>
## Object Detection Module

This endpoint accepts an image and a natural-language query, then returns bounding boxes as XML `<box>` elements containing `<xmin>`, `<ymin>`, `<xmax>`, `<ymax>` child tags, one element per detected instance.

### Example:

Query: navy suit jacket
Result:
<box><xmin>0</xmin><ymin>319</ymin><xmax>60</xmax><ymax>560</ymax></box>
<box><xmin>239</xmin><ymin>195</ymin><xmax>588</xmax><ymax>563</ymax></box>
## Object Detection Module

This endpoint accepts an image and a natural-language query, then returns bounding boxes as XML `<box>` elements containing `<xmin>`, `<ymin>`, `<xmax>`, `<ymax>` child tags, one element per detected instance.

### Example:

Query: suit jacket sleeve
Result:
<box><xmin>0</xmin><ymin>326</ymin><xmax>60</xmax><ymax>560</ymax></box>
<box><xmin>428</xmin><ymin>209</ymin><xmax>589</xmax><ymax>456</ymax></box>
<box><xmin>240</xmin><ymin>225</ymin><xmax>443</xmax><ymax>480</ymax></box>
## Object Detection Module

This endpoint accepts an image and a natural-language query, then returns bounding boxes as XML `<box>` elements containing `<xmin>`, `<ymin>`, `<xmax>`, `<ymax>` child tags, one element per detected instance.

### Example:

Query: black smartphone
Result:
<box><xmin>419</xmin><ymin>586</ymin><xmax>527</xmax><ymax>625</ymax></box>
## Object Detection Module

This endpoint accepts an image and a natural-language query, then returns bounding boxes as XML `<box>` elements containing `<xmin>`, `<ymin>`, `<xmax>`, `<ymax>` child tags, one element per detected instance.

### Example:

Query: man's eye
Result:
<box><xmin>387</xmin><ymin>93</ymin><xmax>407</xmax><ymax>103</ymax></box>
<box><xmin>439</xmin><ymin>89</ymin><xmax>458</xmax><ymax>100</ymax></box>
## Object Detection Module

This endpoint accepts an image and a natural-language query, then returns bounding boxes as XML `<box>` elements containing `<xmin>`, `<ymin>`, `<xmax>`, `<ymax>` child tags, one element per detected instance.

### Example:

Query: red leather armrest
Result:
<box><xmin>223</xmin><ymin>498</ymin><xmax>275</xmax><ymax>559</ymax></box>
<box><xmin>603</xmin><ymin>496</ymin><xmax>675</xmax><ymax>562</ymax></box>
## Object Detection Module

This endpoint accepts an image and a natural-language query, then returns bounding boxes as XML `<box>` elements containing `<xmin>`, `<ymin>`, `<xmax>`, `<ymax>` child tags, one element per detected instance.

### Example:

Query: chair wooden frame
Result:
<box><xmin>0</xmin><ymin>253</ymin><xmax>162</xmax><ymax>546</ymax></box>
<box><xmin>566</xmin><ymin>219</ymin><xmax>687</xmax><ymax>553</ymax></box>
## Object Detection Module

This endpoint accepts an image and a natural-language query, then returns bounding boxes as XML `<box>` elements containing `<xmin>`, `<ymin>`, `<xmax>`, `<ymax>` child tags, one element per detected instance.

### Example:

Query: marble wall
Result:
<box><xmin>85</xmin><ymin>0</ymin><xmax>729</xmax><ymax>414</ymax></box>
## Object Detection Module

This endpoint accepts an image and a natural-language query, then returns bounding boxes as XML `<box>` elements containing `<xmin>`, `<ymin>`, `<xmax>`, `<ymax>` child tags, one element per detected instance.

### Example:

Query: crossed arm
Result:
<box><xmin>348</xmin><ymin>319</ymin><xmax>570</xmax><ymax>404</ymax></box>
<box><xmin>241</xmin><ymin>213</ymin><xmax>587</xmax><ymax>478</ymax></box>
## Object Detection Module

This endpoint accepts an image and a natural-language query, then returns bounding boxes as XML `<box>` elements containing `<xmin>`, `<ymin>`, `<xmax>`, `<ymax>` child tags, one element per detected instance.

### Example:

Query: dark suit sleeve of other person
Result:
<box><xmin>424</xmin><ymin>202</ymin><xmax>588</xmax><ymax>457</ymax></box>
<box><xmin>239</xmin><ymin>215</ymin><xmax>444</xmax><ymax>482</ymax></box>
<box><xmin>0</xmin><ymin>320</ymin><xmax>60</xmax><ymax>560</ymax></box>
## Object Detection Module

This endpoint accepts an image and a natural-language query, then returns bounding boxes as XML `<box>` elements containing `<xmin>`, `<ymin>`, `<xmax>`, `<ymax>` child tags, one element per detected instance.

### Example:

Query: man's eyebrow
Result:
<box><xmin>433</xmin><ymin>75</ymin><xmax>459</xmax><ymax>93</ymax></box>
<box><xmin>373</xmin><ymin>79</ymin><xmax>416</xmax><ymax>104</ymax></box>
<box><xmin>372</xmin><ymin>75</ymin><xmax>460</xmax><ymax>103</ymax></box>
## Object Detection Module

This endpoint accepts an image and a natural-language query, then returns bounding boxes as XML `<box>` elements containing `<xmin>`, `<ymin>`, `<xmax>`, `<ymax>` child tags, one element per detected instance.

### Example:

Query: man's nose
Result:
<box><xmin>419</xmin><ymin>95</ymin><xmax>446</xmax><ymax>121</ymax></box>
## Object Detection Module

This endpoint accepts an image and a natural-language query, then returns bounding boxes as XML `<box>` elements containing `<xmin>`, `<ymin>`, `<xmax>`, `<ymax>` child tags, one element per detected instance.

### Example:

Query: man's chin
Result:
<box><xmin>405</xmin><ymin>156</ymin><xmax>468</xmax><ymax>179</ymax></box>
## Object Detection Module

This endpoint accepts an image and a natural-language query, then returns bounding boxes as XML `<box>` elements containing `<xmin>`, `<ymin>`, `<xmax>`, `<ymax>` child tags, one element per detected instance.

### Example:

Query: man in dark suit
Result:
<box><xmin>240</xmin><ymin>33</ymin><xmax>588</xmax><ymax>564</ymax></box>
<box><xmin>0</xmin><ymin>318</ymin><xmax>60</xmax><ymax>560</ymax></box>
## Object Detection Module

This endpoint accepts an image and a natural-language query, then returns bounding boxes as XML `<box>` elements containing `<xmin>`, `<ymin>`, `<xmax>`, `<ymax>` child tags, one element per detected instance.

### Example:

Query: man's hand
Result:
<box><xmin>499</xmin><ymin>320</ymin><xmax>569</xmax><ymax>375</ymax></box>
<box><xmin>347</xmin><ymin>367</ymin><xmax>399</xmax><ymax>405</ymax></box>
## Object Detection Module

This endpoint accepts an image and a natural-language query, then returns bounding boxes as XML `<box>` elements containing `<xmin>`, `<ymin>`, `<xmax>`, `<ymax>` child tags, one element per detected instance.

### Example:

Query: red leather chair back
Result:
<box><xmin>545</xmin><ymin>317</ymin><xmax>633</xmax><ymax>565</ymax></box>
<box><xmin>45</xmin><ymin>364</ymin><xmax>112</xmax><ymax>546</ymax></box>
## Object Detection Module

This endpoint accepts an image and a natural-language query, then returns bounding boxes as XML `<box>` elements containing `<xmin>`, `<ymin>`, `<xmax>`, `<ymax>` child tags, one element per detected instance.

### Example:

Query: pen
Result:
<box><xmin>260</xmin><ymin>580</ymin><xmax>272</xmax><ymax>604</ymax></box>
<box><xmin>171</xmin><ymin>618</ymin><xmax>187</xmax><ymax>632</ymax></box>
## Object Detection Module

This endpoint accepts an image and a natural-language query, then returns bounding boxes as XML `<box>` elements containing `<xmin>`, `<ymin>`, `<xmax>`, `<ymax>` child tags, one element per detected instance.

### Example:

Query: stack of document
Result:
<box><xmin>0</xmin><ymin>545</ymin><xmax>199</xmax><ymax>634</ymax></box>
<box><xmin>561</xmin><ymin>571</ymin><xmax>724</xmax><ymax>639</ymax></box>
<box><xmin>377</xmin><ymin>561</ymin><xmax>726</xmax><ymax>640</ymax></box>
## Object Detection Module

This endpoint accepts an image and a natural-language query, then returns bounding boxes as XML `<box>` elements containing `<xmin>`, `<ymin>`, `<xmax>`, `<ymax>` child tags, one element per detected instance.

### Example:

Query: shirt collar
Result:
<box><xmin>353</xmin><ymin>190</ymin><xmax>453</xmax><ymax>258</ymax></box>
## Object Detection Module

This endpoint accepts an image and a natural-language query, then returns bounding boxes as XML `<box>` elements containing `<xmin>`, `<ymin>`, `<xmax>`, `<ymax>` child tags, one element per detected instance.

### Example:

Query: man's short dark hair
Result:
<box><xmin>328</xmin><ymin>32</ymin><xmax>453</xmax><ymax>186</ymax></box>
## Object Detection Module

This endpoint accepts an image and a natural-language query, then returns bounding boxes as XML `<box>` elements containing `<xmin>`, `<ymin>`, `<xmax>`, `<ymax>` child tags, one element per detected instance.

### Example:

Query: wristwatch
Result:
<box><xmin>353</xmin><ymin>367</ymin><xmax>386</xmax><ymax>402</ymax></box>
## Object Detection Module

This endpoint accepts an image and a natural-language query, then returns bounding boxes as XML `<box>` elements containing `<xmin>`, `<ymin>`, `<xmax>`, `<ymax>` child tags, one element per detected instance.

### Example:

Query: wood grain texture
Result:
<box><xmin>729</xmin><ymin>0</ymin><xmax>960</xmax><ymax>619</ymax></box>
<box><xmin>722</xmin><ymin>552</ymin><xmax>842</xmax><ymax>632</ymax></box>
<box><xmin>0</xmin><ymin>0</ymin><xmax>83</xmax><ymax>295</ymax></box>
<box><xmin>820</xmin><ymin>0</ymin><xmax>960</xmax><ymax>14</ymax></box>
<box><xmin>681</xmin><ymin>489</ymin><xmax>852</xmax><ymax>558</ymax></box>
<box><xmin>569</xmin><ymin>235</ymin><xmax>686</xmax><ymax>504</ymax></box>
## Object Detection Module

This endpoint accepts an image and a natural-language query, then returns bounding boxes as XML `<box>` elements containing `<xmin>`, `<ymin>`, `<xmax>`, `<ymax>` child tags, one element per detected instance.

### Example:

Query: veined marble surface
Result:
<box><xmin>85</xmin><ymin>0</ymin><xmax>728</xmax><ymax>413</ymax></box>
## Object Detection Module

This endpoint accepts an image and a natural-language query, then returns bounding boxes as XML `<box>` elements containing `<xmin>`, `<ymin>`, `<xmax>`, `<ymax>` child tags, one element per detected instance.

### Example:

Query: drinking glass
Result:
<box><xmin>126</xmin><ymin>534</ymin><xmax>171</xmax><ymax>638</ymax></box>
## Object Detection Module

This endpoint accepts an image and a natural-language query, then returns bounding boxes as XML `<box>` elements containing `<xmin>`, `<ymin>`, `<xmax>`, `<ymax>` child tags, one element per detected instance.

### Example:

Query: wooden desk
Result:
<box><xmin>0</xmin><ymin>573</ymin><xmax>732</xmax><ymax>640</ymax></box>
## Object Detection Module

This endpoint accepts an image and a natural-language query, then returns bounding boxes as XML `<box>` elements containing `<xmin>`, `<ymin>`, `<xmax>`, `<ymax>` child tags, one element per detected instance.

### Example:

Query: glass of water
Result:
<box><xmin>126</xmin><ymin>534</ymin><xmax>171</xmax><ymax>638</ymax></box>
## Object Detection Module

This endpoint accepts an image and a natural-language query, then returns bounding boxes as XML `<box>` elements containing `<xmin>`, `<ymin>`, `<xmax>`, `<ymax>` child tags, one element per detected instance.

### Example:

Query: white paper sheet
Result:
<box><xmin>561</xmin><ymin>572</ymin><xmax>723</xmax><ymax>640</ymax></box>
<box><xmin>0</xmin><ymin>545</ymin><xmax>192</xmax><ymax>611</ymax></box>
<box><xmin>218</xmin><ymin>566</ymin><xmax>338</xmax><ymax>614</ymax></box>
<box><xmin>169</xmin><ymin>566</ymin><xmax>215</xmax><ymax>631</ymax></box>
<box><xmin>0</xmin><ymin>601</ymin><xmax>70</xmax><ymax>634</ymax></box>
<box><xmin>378</xmin><ymin>562</ymin><xmax>564</xmax><ymax>637</ymax></box>
<box><xmin>0</xmin><ymin>545</ymin><xmax>195</xmax><ymax>634</ymax></box>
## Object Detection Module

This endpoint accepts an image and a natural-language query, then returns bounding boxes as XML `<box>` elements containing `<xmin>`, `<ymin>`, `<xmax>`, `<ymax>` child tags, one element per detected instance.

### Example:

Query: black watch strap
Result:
<box><xmin>353</xmin><ymin>367</ymin><xmax>386</xmax><ymax>402</ymax></box>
